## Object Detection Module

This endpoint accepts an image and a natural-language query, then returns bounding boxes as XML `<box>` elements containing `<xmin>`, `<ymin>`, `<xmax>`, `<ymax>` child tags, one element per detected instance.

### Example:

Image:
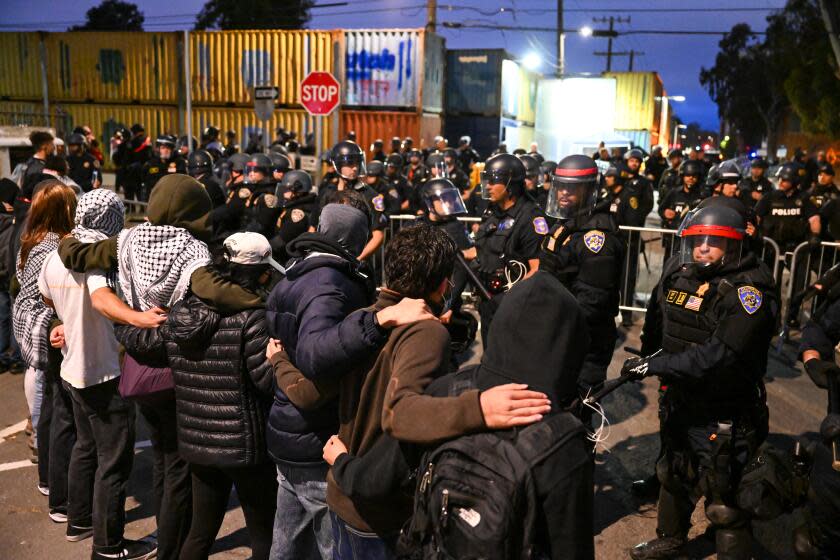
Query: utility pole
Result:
<box><xmin>557</xmin><ymin>0</ymin><xmax>564</xmax><ymax>76</ymax></box>
<box><xmin>628</xmin><ymin>49</ymin><xmax>643</xmax><ymax>71</ymax></box>
<box><xmin>426</xmin><ymin>0</ymin><xmax>437</xmax><ymax>33</ymax></box>
<box><xmin>594</xmin><ymin>50</ymin><xmax>644</xmax><ymax>71</ymax></box>
<box><xmin>592</xmin><ymin>16</ymin><xmax>630</xmax><ymax>72</ymax></box>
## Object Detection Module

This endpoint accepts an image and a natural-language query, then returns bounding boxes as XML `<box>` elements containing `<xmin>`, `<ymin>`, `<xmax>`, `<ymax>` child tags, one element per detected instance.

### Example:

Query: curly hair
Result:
<box><xmin>384</xmin><ymin>224</ymin><xmax>456</xmax><ymax>298</ymax></box>
<box><xmin>323</xmin><ymin>188</ymin><xmax>372</xmax><ymax>224</ymax></box>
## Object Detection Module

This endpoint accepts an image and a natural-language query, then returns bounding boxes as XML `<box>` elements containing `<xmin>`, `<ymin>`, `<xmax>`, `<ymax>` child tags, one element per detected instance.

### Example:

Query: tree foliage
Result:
<box><xmin>195</xmin><ymin>0</ymin><xmax>314</xmax><ymax>30</ymax></box>
<box><xmin>70</xmin><ymin>0</ymin><xmax>144</xmax><ymax>31</ymax></box>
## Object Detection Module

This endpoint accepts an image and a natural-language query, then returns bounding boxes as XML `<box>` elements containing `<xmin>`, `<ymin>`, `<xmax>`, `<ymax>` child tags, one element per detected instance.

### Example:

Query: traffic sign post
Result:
<box><xmin>300</xmin><ymin>72</ymin><xmax>341</xmax><ymax>184</ymax></box>
<box><xmin>253</xmin><ymin>86</ymin><xmax>279</xmax><ymax>153</ymax></box>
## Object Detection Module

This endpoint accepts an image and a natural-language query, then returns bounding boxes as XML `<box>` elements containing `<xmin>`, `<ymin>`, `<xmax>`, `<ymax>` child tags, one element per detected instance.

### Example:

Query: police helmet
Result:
<box><xmin>716</xmin><ymin>160</ymin><xmax>742</xmax><ymax>184</ymax></box>
<box><xmin>530</xmin><ymin>152</ymin><xmax>545</xmax><ymax>165</ymax></box>
<box><xmin>66</xmin><ymin>133</ymin><xmax>86</xmax><ymax>146</ymax></box>
<box><xmin>330</xmin><ymin>141</ymin><xmax>366</xmax><ymax>180</ymax></box>
<box><xmin>402</xmin><ymin>137</ymin><xmax>414</xmax><ymax>148</ymax></box>
<box><xmin>269</xmin><ymin>152</ymin><xmax>292</xmax><ymax>174</ymax></box>
<box><xmin>371</xmin><ymin>139</ymin><xmax>384</xmax><ymax>151</ymax></box>
<box><xmin>518</xmin><ymin>154</ymin><xmax>543</xmax><ymax>189</ymax></box>
<box><xmin>279</xmin><ymin>170</ymin><xmax>313</xmax><ymax>194</ymax></box>
<box><xmin>366</xmin><ymin>161</ymin><xmax>385</xmax><ymax>178</ymax></box>
<box><xmin>421</xmin><ymin>178</ymin><xmax>468</xmax><ymax>218</ymax></box>
<box><xmin>624</xmin><ymin>148</ymin><xmax>645</xmax><ymax>162</ymax></box>
<box><xmin>386</xmin><ymin>154</ymin><xmax>403</xmax><ymax>169</ymax></box>
<box><xmin>286</xmin><ymin>140</ymin><xmax>300</xmax><ymax>153</ymax></box>
<box><xmin>705</xmin><ymin>163</ymin><xmax>720</xmax><ymax>188</ymax></box>
<box><xmin>269</xmin><ymin>143</ymin><xmax>289</xmax><ymax>157</ymax></box>
<box><xmin>227</xmin><ymin>153</ymin><xmax>251</xmax><ymax>174</ymax></box>
<box><xmin>541</xmin><ymin>161</ymin><xmax>557</xmax><ymax>177</ymax></box>
<box><xmin>187</xmin><ymin>150</ymin><xmax>213</xmax><ymax>177</ymax></box>
<box><xmin>678</xmin><ymin>204</ymin><xmax>746</xmax><ymax>273</ymax></box>
<box><xmin>679</xmin><ymin>159</ymin><xmax>704</xmax><ymax>178</ymax></box>
<box><xmin>408</xmin><ymin>149</ymin><xmax>423</xmax><ymax>161</ymax></box>
<box><xmin>480</xmin><ymin>153</ymin><xmax>527</xmax><ymax>200</ymax></box>
<box><xmin>177</xmin><ymin>135</ymin><xmax>198</xmax><ymax>152</ymax></box>
<box><xmin>776</xmin><ymin>163</ymin><xmax>801</xmax><ymax>186</ymax></box>
<box><xmin>155</xmin><ymin>134</ymin><xmax>177</xmax><ymax>149</ymax></box>
<box><xmin>668</xmin><ymin>149</ymin><xmax>683</xmax><ymax>160</ymax></box>
<box><xmin>459</xmin><ymin>135</ymin><xmax>471</xmax><ymax>146</ymax></box>
<box><xmin>750</xmin><ymin>158</ymin><xmax>769</xmax><ymax>170</ymax></box>
<box><xmin>245</xmin><ymin>154</ymin><xmax>272</xmax><ymax>183</ymax></box>
<box><xmin>426</xmin><ymin>153</ymin><xmax>447</xmax><ymax>178</ymax></box>
<box><xmin>442</xmin><ymin>148</ymin><xmax>459</xmax><ymax>163</ymax></box>
<box><xmin>818</xmin><ymin>162</ymin><xmax>835</xmax><ymax>176</ymax></box>
<box><xmin>202</xmin><ymin>126</ymin><xmax>219</xmax><ymax>140</ymax></box>
<box><xmin>546</xmin><ymin>154</ymin><xmax>599</xmax><ymax>221</ymax></box>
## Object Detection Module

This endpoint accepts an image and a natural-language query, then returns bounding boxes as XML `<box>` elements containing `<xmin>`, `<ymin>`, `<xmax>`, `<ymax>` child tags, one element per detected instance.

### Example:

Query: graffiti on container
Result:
<box><xmin>241</xmin><ymin>50</ymin><xmax>272</xmax><ymax>89</ymax></box>
<box><xmin>345</xmin><ymin>37</ymin><xmax>414</xmax><ymax>105</ymax></box>
<box><xmin>97</xmin><ymin>50</ymin><xmax>125</xmax><ymax>86</ymax></box>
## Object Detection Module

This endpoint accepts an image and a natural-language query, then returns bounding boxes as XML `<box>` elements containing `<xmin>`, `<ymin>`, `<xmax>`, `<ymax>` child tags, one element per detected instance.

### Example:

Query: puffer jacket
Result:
<box><xmin>264</xmin><ymin>233</ymin><xmax>385</xmax><ymax>465</ymax></box>
<box><xmin>116</xmin><ymin>293</ymin><xmax>274</xmax><ymax>467</ymax></box>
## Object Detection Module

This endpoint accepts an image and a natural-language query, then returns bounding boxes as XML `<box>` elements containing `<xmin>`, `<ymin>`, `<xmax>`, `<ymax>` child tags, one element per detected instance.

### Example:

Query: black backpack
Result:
<box><xmin>397</xmin><ymin>411</ymin><xmax>585</xmax><ymax>560</ymax></box>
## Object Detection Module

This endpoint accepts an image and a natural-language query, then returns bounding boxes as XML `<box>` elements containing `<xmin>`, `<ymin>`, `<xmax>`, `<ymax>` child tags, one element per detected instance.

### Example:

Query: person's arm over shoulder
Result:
<box><xmin>331</xmin><ymin>435</ymin><xmax>413</xmax><ymax>501</ymax></box>
<box><xmin>113</xmin><ymin>323</ymin><xmax>168</xmax><ymax>368</ymax></box>
<box><xmin>241</xmin><ymin>309</ymin><xmax>276</xmax><ymax>396</ymax></box>
<box><xmin>190</xmin><ymin>266</ymin><xmax>263</xmax><ymax>315</ymax></box>
<box><xmin>58</xmin><ymin>236</ymin><xmax>118</xmax><ymax>273</ymax></box>
<box><xmin>269</xmin><ymin>349</ymin><xmax>338</xmax><ymax>409</ymax></box>
<box><xmin>382</xmin><ymin>320</ymin><xmax>485</xmax><ymax>444</ymax></box>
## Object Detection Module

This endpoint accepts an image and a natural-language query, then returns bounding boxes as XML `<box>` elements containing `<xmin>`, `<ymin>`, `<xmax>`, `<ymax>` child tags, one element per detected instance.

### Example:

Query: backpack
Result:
<box><xmin>397</xmin><ymin>411</ymin><xmax>586</xmax><ymax>560</ymax></box>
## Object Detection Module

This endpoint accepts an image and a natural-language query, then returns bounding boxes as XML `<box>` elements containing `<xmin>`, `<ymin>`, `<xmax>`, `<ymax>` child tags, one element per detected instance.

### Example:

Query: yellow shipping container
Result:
<box><xmin>500</xmin><ymin>59</ymin><xmax>538</xmax><ymax>125</ymax></box>
<box><xmin>0</xmin><ymin>100</ymin><xmax>48</xmax><ymax>127</ymax></box>
<box><xmin>0</xmin><ymin>33</ymin><xmax>43</xmax><ymax>100</ymax></box>
<box><xmin>605</xmin><ymin>71</ymin><xmax>664</xmax><ymax>132</ymax></box>
<box><xmin>44</xmin><ymin>32</ymin><xmax>180</xmax><ymax>104</ymax></box>
<box><xmin>189</xmin><ymin>30</ymin><xmax>335</xmax><ymax>107</ymax></box>
<box><xmin>190</xmin><ymin>106</ymin><xmax>334</xmax><ymax>158</ymax></box>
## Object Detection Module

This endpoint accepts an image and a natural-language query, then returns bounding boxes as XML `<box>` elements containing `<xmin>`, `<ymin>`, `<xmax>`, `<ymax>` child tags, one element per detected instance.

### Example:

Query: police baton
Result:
<box><xmin>566</xmin><ymin>349</ymin><xmax>662</xmax><ymax>413</ymax></box>
<box><xmin>456</xmin><ymin>252</ymin><xmax>493</xmax><ymax>301</ymax></box>
<box><xmin>828</xmin><ymin>373</ymin><xmax>840</xmax><ymax>472</ymax></box>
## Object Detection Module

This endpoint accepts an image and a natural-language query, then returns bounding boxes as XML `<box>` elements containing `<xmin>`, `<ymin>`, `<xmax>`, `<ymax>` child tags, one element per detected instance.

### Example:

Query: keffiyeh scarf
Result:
<box><xmin>13</xmin><ymin>233</ymin><xmax>59</xmax><ymax>370</ymax></box>
<box><xmin>117</xmin><ymin>223</ymin><xmax>211</xmax><ymax>311</ymax></box>
<box><xmin>73</xmin><ymin>189</ymin><xmax>124</xmax><ymax>243</ymax></box>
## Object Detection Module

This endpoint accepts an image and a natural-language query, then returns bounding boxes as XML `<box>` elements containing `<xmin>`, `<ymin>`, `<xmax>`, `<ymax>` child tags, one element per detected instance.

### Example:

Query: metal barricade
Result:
<box><xmin>785</xmin><ymin>240</ymin><xmax>840</xmax><ymax>326</ymax></box>
<box><xmin>618</xmin><ymin>226</ymin><xmax>679</xmax><ymax>313</ymax></box>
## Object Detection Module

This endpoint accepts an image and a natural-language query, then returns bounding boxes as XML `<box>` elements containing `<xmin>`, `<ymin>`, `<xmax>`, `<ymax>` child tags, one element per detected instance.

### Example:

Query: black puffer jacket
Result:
<box><xmin>116</xmin><ymin>293</ymin><xmax>275</xmax><ymax>467</ymax></box>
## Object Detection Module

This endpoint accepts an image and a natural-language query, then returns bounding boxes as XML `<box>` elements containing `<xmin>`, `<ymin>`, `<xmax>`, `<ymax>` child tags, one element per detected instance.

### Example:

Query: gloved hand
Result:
<box><xmin>621</xmin><ymin>356</ymin><xmax>651</xmax><ymax>381</ymax></box>
<box><xmin>808</xmin><ymin>235</ymin><xmax>823</xmax><ymax>250</ymax></box>
<box><xmin>804</xmin><ymin>358</ymin><xmax>838</xmax><ymax>390</ymax></box>
<box><xmin>819</xmin><ymin>413</ymin><xmax>840</xmax><ymax>445</ymax></box>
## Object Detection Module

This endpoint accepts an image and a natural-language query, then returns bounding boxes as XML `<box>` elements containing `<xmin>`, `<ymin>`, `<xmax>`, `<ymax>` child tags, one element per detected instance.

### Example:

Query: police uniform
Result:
<box><xmin>140</xmin><ymin>155</ymin><xmax>186</xmax><ymax>201</ymax></box>
<box><xmin>606</xmin><ymin>176</ymin><xmax>652</xmax><ymax>317</ymax></box>
<box><xmin>754</xmin><ymin>189</ymin><xmax>818</xmax><ymax>251</ymax></box>
<box><xmin>640</xmin><ymin>253</ymin><xmax>777</xmax><ymax>559</ymax></box>
<box><xmin>658</xmin><ymin>187</ymin><xmax>703</xmax><ymax>230</ymax></box>
<box><xmin>447</xmin><ymin>166</ymin><xmax>470</xmax><ymax>193</ymax></box>
<box><xmin>406</xmin><ymin>163</ymin><xmax>430</xmax><ymax>191</ymax></box>
<box><xmin>315</xmin><ymin>182</ymin><xmax>388</xmax><ymax>233</ymax></box>
<box><xmin>524</xmin><ymin>186</ymin><xmax>549</xmax><ymax>212</ymax></box>
<box><xmin>269</xmin><ymin>193</ymin><xmax>318</xmax><ymax>262</ymax></box>
<box><xmin>808</xmin><ymin>182</ymin><xmax>840</xmax><ymax>241</ymax></box>
<box><xmin>197</xmin><ymin>173</ymin><xmax>226</xmax><ymax>208</ymax></box>
<box><xmin>737</xmin><ymin>176</ymin><xmax>772</xmax><ymax>209</ymax></box>
<box><xmin>474</xmin><ymin>198</ymin><xmax>546</xmax><ymax>345</ymax></box>
<box><xmin>381</xmin><ymin>173</ymin><xmax>409</xmax><ymax>215</ymax></box>
<box><xmin>67</xmin><ymin>152</ymin><xmax>100</xmax><ymax>193</ymax></box>
<box><xmin>541</xmin><ymin>211</ymin><xmax>625</xmax><ymax>393</ymax></box>
<box><xmin>241</xmin><ymin>182</ymin><xmax>282</xmax><ymax>238</ymax></box>
<box><xmin>658</xmin><ymin>166</ymin><xmax>682</xmax><ymax>198</ymax></box>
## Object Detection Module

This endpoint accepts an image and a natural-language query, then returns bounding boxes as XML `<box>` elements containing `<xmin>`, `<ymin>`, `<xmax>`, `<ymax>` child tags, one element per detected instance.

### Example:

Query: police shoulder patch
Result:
<box><xmin>737</xmin><ymin>285</ymin><xmax>763</xmax><ymax>315</ymax></box>
<box><xmin>583</xmin><ymin>230</ymin><xmax>605</xmax><ymax>253</ymax></box>
<box><xmin>168</xmin><ymin>162</ymin><xmax>177</xmax><ymax>173</ymax></box>
<box><xmin>149</xmin><ymin>166</ymin><xmax>159</xmax><ymax>174</ymax></box>
<box><xmin>291</xmin><ymin>208</ymin><xmax>305</xmax><ymax>223</ymax></box>
<box><xmin>629</xmin><ymin>196</ymin><xmax>639</xmax><ymax>210</ymax></box>
<box><xmin>83</xmin><ymin>161</ymin><xmax>90</xmax><ymax>168</ymax></box>
<box><xmin>263</xmin><ymin>194</ymin><xmax>279</xmax><ymax>208</ymax></box>
<box><xmin>533</xmin><ymin>216</ymin><xmax>549</xmax><ymax>235</ymax></box>
<box><xmin>238</xmin><ymin>187</ymin><xmax>252</xmax><ymax>199</ymax></box>
<box><xmin>372</xmin><ymin>194</ymin><xmax>385</xmax><ymax>212</ymax></box>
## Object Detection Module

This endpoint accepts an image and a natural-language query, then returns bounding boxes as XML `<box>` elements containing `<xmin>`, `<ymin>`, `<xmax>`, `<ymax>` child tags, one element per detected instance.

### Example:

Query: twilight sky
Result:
<box><xmin>0</xmin><ymin>0</ymin><xmax>782</xmax><ymax>130</ymax></box>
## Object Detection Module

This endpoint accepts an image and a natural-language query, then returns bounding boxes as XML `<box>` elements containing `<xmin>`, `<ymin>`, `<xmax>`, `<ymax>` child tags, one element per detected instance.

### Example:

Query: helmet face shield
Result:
<box><xmin>545</xmin><ymin>178</ymin><xmax>596</xmax><ymax>220</ymax></box>
<box><xmin>423</xmin><ymin>181</ymin><xmax>468</xmax><ymax>217</ymax></box>
<box><xmin>332</xmin><ymin>152</ymin><xmax>367</xmax><ymax>181</ymax></box>
<box><xmin>679</xmin><ymin>233</ymin><xmax>743</xmax><ymax>270</ymax></box>
<box><xmin>480</xmin><ymin>168</ymin><xmax>512</xmax><ymax>199</ymax></box>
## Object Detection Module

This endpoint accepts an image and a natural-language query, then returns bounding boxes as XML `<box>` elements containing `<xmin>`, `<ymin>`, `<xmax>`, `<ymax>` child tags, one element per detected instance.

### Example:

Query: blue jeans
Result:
<box><xmin>270</xmin><ymin>462</ymin><xmax>333</xmax><ymax>560</ymax></box>
<box><xmin>330</xmin><ymin>512</ymin><xmax>396</xmax><ymax>560</ymax></box>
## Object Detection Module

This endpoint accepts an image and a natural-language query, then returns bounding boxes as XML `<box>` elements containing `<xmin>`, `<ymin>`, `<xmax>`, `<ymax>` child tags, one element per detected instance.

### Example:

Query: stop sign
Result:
<box><xmin>300</xmin><ymin>71</ymin><xmax>341</xmax><ymax>116</ymax></box>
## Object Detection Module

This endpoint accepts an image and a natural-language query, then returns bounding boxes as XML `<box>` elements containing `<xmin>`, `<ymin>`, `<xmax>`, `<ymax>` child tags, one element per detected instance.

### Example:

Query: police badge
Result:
<box><xmin>372</xmin><ymin>194</ymin><xmax>385</xmax><ymax>212</ymax></box>
<box><xmin>291</xmin><ymin>208</ymin><xmax>305</xmax><ymax>223</ymax></box>
<box><xmin>583</xmin><ymin>230</ymin><xmax>605</xmax><ymax>253</ymax></box>
<box><xmin>737</xmin><ymin>286</ymin><xmax>763</xmax><ymax>315</ymax></box>
<box><xmin>533</xmin><ymin>217</ymin><xmax>549</xmax><ymax>235</ymax></box>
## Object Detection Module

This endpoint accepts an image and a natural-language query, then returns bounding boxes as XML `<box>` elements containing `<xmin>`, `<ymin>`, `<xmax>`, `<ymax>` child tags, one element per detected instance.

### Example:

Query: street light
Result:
<box><xmin>579</xmin><ymin>26</ymin><xmax>593</xmax><ymax>37</ymax></box>
<box><xmin>522</xmin><ymin>52</ymin><xmax>542</xmax><ymax>71</ymax></box>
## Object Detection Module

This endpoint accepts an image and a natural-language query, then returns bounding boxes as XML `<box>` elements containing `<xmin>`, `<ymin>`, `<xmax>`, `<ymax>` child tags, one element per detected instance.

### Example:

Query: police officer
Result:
<box><xmin>66</xmin><ymin>133</ymin><xmax>100</xmax><ymax>193</ymax></box>
<box><xmin>627</xmin><ymin>204</ymin><xmax>778</xmax><ymax>560</ymax></box>
<box><xmin>457</xmin><ymin>135</ymin><xmax>481</xmax><ymax>173</ymax></box>
<box><xmin>370</xmin><ymin>139</ymin><xmax>387</xmax><ymax>163</ymax></box>
<box><xmin>187</xmin><ymin>149</ymin><xmax>225</xmax><ymax>208</ymax></box>
<box><xmin>644</xmin><ymin>145</ymin><xmax>667</xmax><ymax>187</ymax></box>
<box><xmin>383</xmin><ymin>154</ymin><xmax>409</xmax><ymax>215</ymax></box>
<box><xmin>541</xmin><ymin>160</ymin><xmax>557</xmax><ymax>188</ymax></box>
<box><xmin>176</xmin><ymin>135</ymin><xmax>197</xmax><ymax>159</ymax></box>
<box><xmin>796</xmin><ymin>288</ymin><xmax>840</xmax><ymax>560</ymax></box>
<box><xmin>624</xmin><ymin>148</ymin><xmax>656</xmax><ymax>220</ymax></box>
<box><xmin>808</xmin><ymin>162</ymin><xmax>840</xmax><ymax>238</ymax></box>
<box><xmin>240</xmin><ymin>154</ymin><xmax>281</xmax><ymax>238</ymax></box>
<box><xmin>200</xmin><ymin>126</ymin><xmax>224</xmax><ymax>160</ymax></box>
<box><xmin>539</xmin><ymin>155</ymin><xmax>625</xmax><ymax>408</ymax></box>
<box><xmin>318</xmin><ymin>141</ymin><xmax>387</xmax><ymax>261</ymax></box>
<box><xmin>710</xmin><ymin>160</ymin><xmax>743</xmax><ymax>199</ymax></box>
<box><xmin>270</xmin><ymin>170</ymin><xmax>318</xmax><ymax>262</ymax></box>
<box><xmin>659</xmin><ymin>160</ymin><xmax>704</xmax><ymax>230</ymax></box>
<box><xmin>738</xmin><ymin>158</ymin><xmax>772</xmax><ymax>209</ymax></box>
<box><xmin>223</xmin><ymin>129</ymin><xmax>239</xmax><ymax>156</ymax></box>
<box><xmin>473</xmin><ymin>153</ymin><xmax>547</xmax><ymax>345</ymax></box>
<box><xmin>519</xmin><ymin>154</ymin><xmax>548</xmax><ymax>211</ymax></box>
<box><xmin>404</xmin><ymin>149</ymin><xmax>429</xmax><ymax>213</ymax></box>
<box><xmin>269</xmin><ymin>152</ymin><xmax>292</xmax><ymax>197</ymax></box>
<box><xmin>363</xmin><ymin>160</ymin><xmax>398</xmax><ymax>215</ymax></box>
<box><xmin>443</xmin><ymin>148</ymin><xmax>469</xmax><ymax>192</ymax></box>
<box><xmin>140</xmin><ymin>134</ymin><xmax>186</xmax><ymax>201</ymax></box>
<box><xmin>754</xmin><ymin>162</ymin><xmax>821</xmax><ymax>253</ymax></box>
<box><xmin>213</xmin><ymin>152</ymin><xmax>253</xmax><ymax>242</ymax></box>
<box><xmin>658</xmin><ymin>149</ymin><xmax>684</xmax><ymax>198</ymax></box>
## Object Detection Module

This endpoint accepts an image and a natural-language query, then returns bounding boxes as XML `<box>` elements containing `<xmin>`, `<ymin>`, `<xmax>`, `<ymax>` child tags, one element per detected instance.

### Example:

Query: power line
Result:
<box><xmin>441</xmin><ymin>22</ymin><xmax>767</xmax><ymax>35</ymax></box>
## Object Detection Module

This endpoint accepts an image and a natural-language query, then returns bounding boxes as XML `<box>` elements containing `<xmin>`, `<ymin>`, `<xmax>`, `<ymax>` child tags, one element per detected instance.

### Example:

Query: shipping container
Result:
<box><xmin>340</xmin><ymin>109</ymin><xmax>423</xmax><ymax>158</ymax></box>
<box><xmin>604</xmin><ymin>71</ymin><xmax>664</xmax><ymax>133</ymax></box>
<box><xmin>189</xmin><ymin>106</ymin><xmax>334</xmax><ymax>160</ymax></box>
<box><xmin>43</xmin><ymin>32</ymin><xmax>180</xmax><ymax>104</ymax></box>
<box><xmin>342</xmin><ymin>29</ymin><xmax>444</xmax><ymax>112</ymax></box>
<box><xmin>500</xmin><ymin>59</ymin><xmax>537</xmax><ymax>124</ymax></box>
<box><xmin>616</xmin><ymin>129</ymin><xmax>653</xmax><ymax>151</ymax></box>
<box><xmin>189</xmin><ymin>30</ymin><xmax>335</xmax><ymax>107</ymax></box>
<box><xmin>0</xmin><ymin>101</ymin><xmax>50</xmax><ymax>128</ymax></box>
<box><xmin>444</xmin><ymin>115</ymin><xmax>501</xmax><ymax>160</ymax></box>
<box><xmin>0</xmin><ymin>33</ymin><xmax>43</xmax><ymax>101</ymax></box>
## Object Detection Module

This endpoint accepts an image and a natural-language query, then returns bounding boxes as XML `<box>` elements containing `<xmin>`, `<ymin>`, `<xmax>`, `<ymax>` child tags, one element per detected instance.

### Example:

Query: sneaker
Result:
<box><xmin>630</xmin><ymin>474</ymin><xmax>660</xmax><ymax>502</ymax></box>
<box><xmin>48</xmin><ymin>508</ymin><xmax>68</xmax><ymax>523</ymax></box>
<box><xmin>629</xmin><ymin>536</ymin><xmax>687</xmax><ymax>560</ymax></box>
<box><xmin>37</xmin><ymin>483</ymin><xmax>49</xmax><ymax>496</ymax></box>
<box><xmin>91</xmin><ymin>538</ymin><xmax>158</xmax><ymax>560</ymax></box>
<box><xmin>66</xmin><ymin>524</ymin><xmax>93</xmax><ymax>542</ymax></box>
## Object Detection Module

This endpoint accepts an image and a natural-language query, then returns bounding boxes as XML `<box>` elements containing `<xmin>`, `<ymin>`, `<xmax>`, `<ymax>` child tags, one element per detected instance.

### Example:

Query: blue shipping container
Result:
<box><xmin>445</xmin><ymin>49</ymin><xmax>505</xmax><ymax>116</ymax></box>
<box><xmin>444</xmin><ymin>114</ymin><xmax>501</xmax><ymax>160</ymax></box>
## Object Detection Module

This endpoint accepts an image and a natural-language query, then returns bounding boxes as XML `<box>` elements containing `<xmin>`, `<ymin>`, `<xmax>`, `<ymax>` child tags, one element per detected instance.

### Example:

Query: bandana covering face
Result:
<box><xmin>72</xmin><ymin>189</ymin><xmax>125</xmax><ymax>243</ymax></box>
<box><xmin>117</xmin><ymin>223</ymin><xmax>211</xmax><ymax>311</ymax></box>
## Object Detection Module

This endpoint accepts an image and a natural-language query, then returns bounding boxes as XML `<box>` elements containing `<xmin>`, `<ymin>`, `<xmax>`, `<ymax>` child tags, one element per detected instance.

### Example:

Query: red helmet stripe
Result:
<box><xmin>554</xmin><ymin>167</ymin><xmax>598</xmax><ymax>177</ymax></box>
<box><xmin>681</xmin><ymin>224</ymin><xmax>744</xmax><ymax>240</ymax></box>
